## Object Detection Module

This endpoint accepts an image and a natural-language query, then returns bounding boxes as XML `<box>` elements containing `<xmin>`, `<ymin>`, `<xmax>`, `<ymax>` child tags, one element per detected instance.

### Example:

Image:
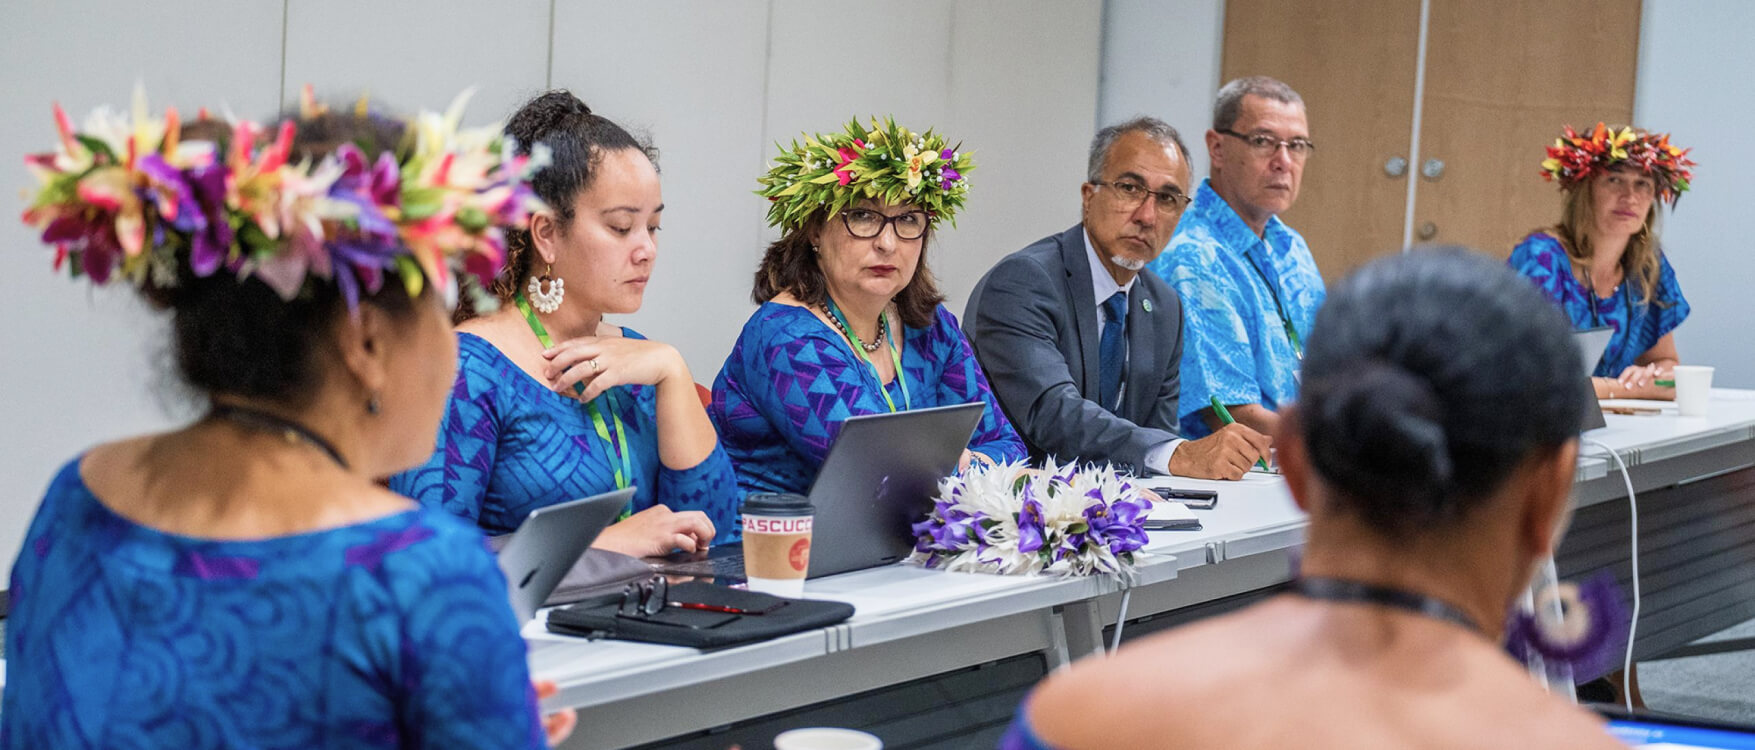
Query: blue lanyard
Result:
<box><xmin>824</xmin><ymin>298</ymin><xmax>912</xmax><ymax>413</ymax></box>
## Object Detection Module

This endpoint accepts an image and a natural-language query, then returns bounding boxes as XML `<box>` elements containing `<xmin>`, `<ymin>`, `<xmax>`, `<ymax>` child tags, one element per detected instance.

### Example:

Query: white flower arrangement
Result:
<box><xmin>907</xmin><ymin>459</ymin><xmax>1154</xmax><ymax>579</ymax></box>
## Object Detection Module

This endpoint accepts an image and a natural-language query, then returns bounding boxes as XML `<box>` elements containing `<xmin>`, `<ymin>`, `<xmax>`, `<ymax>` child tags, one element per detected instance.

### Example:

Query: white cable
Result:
<box><xmin>1109</xmin><ymin>588</ymin><xmax>1133</xmax><ymax>654</ymax></box>
<box><xmin>1585</xmin><ymin>437</ymin><xmax>1640</xmax><ymax>712</ymax></box>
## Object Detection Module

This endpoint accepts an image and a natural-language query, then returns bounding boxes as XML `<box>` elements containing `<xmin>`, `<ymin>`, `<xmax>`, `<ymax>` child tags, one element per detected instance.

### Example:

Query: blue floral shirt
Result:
<box><xmin>711</xmin><ymin>302</ymin><xmax>1027</xmax><ymax>498</ymax></box>
<box><xmin>1146</xmin><ymin>179</ymin><xmax>1325</xmax><ymax>438</ymax></box>
<box><xmin>1508</xmin><ymin>232</ymin><xmax>1690</xmax><ymax>376</ymax></box>
<box><xmin>5</xmin><ymin>459</ymin><xmax>544</xmax><ymax>750</ymax></box>
<box><xmin>390</xmin><ymin>331</ymin><xmax>741</xmax><ymax>543</ymax></box>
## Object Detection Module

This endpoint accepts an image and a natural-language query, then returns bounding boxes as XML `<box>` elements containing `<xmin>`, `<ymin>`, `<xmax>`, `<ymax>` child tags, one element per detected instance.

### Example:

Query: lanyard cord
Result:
<box><xmin>823</xmin><ymin>298</ymin><xmax>911</xmax><ymax>413</ymax></box>
<box><xmin>513</xmin><ymin>293</ymin><xmax>633</xmax><ymax>491</ymax></box>
<box><xmin>1244</xmin><ymin>250</ymin><xmax>1304</xmax><ymax>359</ymax></box>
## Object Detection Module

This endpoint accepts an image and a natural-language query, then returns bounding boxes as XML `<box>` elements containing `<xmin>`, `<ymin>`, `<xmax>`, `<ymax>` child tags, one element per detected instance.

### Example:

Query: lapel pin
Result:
<box><xmin>1142</xmin><ymin>299</ymin><xmax>1154</xmax><ymax>313</ymax></box>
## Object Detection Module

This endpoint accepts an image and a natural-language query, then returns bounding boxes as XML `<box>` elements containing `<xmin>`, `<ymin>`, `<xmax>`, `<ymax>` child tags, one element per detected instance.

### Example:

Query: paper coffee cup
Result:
<box><xmin>742</xmin><ymin>493</ymin><xmax>813</xmax><ymax>597</ymax></box>
<box><xmin>1673</xmin><ymin>365</ymin><xmax>1715</xmax><ymax>417</ymax></box>
<box><xmin>774</xmin><ymin>728</ymin><xmax>883</xmax><ymax>750</ymax></box>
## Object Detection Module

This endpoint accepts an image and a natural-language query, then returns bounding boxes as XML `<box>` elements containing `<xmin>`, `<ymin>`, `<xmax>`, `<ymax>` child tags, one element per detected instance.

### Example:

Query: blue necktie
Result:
<box><xmin>1099</xmin><ymin>291</ymin><xmax>1127</xmax><ymax>413</ymax></box>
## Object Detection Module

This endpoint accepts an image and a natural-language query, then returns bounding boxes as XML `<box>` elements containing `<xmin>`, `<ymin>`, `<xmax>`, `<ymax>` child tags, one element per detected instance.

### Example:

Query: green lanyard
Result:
<box><xmin>1244</xmin><ymin>250</ymin><xmax>1305</xmax><ymax>361</ymax></box>
<box><xmin>824</xmin><ymin>298</ymin><xmax>911</xmax><ymax>413</ymax></box>
<box><xmin>513</xmin><ymin>293</ymin><xmax>633</xmax><ymax>492</ymax></box>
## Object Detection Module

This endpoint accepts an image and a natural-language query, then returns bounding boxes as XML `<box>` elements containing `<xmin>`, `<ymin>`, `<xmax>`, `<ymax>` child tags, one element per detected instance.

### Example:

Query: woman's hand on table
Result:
<box><xmin>1597</xmin><ymin>365</ymin><xmax>1675</xmax><ymax>401</ymax></box>
<box><xmin>591</xmin><ymin>505</ymin><xmax>715</xmax><ymax>558</ymax></box>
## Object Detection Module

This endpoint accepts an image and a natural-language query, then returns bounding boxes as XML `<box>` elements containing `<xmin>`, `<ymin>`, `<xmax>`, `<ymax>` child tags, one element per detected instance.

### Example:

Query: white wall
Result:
<box><xmin>1633</xmin><ymin>0</ymin><xmax>1753</xmax><ymax>389</ymax></box>
<box><xmin>1097</xmin><ymin>0</ymin><xmax>1226</xmax><ymax>179</ymax></box>
<box><xmin>0</xmin><ymin>2</ymin><xmax>1101</xmax><ymax>569</ymax></box>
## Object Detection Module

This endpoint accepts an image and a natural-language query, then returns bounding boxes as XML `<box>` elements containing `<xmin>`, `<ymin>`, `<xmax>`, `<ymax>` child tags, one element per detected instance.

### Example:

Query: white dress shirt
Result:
<box><xmin>1083</xmin><ymin>231</ymin><xmax>1183</xmax><ymax>475</ymax></box>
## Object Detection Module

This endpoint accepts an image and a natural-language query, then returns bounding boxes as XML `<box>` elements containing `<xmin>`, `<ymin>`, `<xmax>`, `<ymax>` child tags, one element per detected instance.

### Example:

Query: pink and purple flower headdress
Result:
<box><xmin>21</xmin><ymin>86</ymin><xmax>548</xmax><ymax>311</ymax></box>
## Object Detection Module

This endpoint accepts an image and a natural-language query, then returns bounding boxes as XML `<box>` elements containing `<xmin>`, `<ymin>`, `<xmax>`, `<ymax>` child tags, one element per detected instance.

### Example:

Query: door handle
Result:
<box><xmin>1421</xmin><ymin>158</ymin><xmax>1445</xmax><ymax>181</ymax></box>
<box><xmin>1384</xmin><ymin>156</ymin><xmax>1408</xmax><ymax>178</ymax></box>
<box><xmin>1418</xmin><ymin>221</ymin><xmax>1438</xmax><ymax>240</ymax></box>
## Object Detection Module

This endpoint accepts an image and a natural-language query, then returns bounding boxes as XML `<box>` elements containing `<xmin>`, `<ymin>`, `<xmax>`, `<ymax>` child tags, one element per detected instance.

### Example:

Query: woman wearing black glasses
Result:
<box><xmin>711</xmin><ymin>117</ymin><xmax>1025</xmax><ymax>498</ymax></box>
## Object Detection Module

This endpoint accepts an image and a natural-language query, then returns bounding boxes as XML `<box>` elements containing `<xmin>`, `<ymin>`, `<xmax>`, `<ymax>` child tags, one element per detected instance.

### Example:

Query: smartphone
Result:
<box><xmin>1162</xmin><ymin>488</ymin><xmax>1219</xmax><ymax>510</ymax></box>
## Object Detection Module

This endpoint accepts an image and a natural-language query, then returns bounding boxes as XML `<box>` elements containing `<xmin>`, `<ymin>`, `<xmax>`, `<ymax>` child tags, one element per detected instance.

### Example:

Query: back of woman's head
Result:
<box><xmin>1298</xmin><ymin>248</ymin><xmax>1586</xmax><ymax>534</ymax></box>
<box><xmin>159</xmin><ymin>115</ymin><xmax>415</xmax><ymax>408</ymax></box>
<box><xmin>489</xmin><ymin>90</ymin><xmax>654</xmax><ymax>304</ymax></box>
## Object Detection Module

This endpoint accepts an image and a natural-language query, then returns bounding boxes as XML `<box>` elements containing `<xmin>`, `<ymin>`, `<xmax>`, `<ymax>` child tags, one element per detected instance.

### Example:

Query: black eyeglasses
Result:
<box><xmin>1091</xmin><ymin>180</ymin><xmax>1192</xmax><ymax>215</ymax></box>
<box><xmin>841</xmin><ymin>208</ymin><xmax>930</xmax><ymax>240</ymax></box>
<box><xmin>1217</xmin><ymin>129</ymin><xmax>1316</xmax><ymax>160</ymax></box>
<box><xmin>619</xmin><ymin>576</ymin><xmax>669</xmax><ymax>617</ymax></box>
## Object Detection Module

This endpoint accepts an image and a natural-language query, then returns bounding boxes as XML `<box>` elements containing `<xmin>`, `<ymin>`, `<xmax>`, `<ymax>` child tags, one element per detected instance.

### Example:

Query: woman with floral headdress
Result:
<box><xmin>390</xmin><ymin>90</ymin><xmax>739</xmax><ymax>555</ymax></box>
<box><xmin>7</xmin><ymin>91</ymin><xmax>572</xmax><ymax>747</ymax></box>
<box><xmin>1510</xmin><ymin>123</ymin><xmax>1697</xmax><ymax>401</ymax></box>
<box><xmin>712</xmin><ymin>117</ymin><xmax>1026</xmax><ymax>498</ymax></box>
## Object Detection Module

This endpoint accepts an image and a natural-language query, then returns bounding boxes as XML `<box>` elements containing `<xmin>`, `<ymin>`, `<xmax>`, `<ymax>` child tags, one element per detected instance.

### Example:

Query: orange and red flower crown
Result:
<box><xmin>1540</xmin><ymin>122</ymin><xmax>1696</xmax><ymax>204</ymax></box>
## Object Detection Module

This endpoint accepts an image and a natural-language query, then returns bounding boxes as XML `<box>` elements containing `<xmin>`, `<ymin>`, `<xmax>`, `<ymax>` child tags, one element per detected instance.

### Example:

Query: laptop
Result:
<box><xmin>1598</xmin><ymin>705</ymin><xmax>1755</xmax><ymax>749</ymax></box>
<box><xmin>657</xmin><ymin>402</ymin><xmax>986</xmax><ymax>580</ymax></box>
<box><xmin>1575</xmin><ymin>327</ymin><xmax>1614</xmax><ymax>432</ymax></box>
<box><xmin>496</xmin><ymin>487</ymin><xmax>635</xmax><ymax>621</ymax></box>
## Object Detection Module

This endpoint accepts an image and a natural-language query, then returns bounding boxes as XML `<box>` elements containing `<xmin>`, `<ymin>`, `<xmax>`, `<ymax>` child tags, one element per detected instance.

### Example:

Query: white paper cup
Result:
<box><xmin>1672</xmin><ymin>365</ymin><xmax>1715</xmax><ymax>417</ymax></box>
<box><xmin>774</xmin><ymin>728</ymin><xmax>883</xmax><ymax>750</ymax></box>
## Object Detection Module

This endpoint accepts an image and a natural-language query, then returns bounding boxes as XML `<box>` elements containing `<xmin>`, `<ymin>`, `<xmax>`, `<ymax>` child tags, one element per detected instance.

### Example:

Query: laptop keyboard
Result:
<box><xmin>655</xmin><ymin>553</ymin><xmax>746</xmax><ymax>579</ymax></box>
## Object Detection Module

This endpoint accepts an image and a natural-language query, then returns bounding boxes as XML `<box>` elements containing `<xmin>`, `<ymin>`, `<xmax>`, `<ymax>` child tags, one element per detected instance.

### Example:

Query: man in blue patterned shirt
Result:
<box><xmin>1147</xmin><ymin>76</ymin><xmax>1327</xmax><ymax>441</ymax></box>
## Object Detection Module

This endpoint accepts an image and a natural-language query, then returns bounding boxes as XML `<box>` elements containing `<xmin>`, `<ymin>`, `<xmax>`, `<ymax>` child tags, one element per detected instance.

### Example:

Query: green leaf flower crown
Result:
<box><xmin>756</xmin><ymin>117</ymin><xmax>974</xmax><ymax>232</ymax></box>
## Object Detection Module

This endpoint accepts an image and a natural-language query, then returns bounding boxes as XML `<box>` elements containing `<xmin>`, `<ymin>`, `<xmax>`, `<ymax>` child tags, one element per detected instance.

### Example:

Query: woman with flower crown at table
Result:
<box><xmin>5</xmin><ymin>92</ymin><xmax>572</xmax><ymax>748</ymax></box>
<box><xmin>711</xmin><ymin>118</ymin><xmax>1026</xmax><ymax>498</ymax></box>
<box><xmin>1005</xmin><ymin>250</ymin><xmax>1630</xmax><ymax>750</ymax></box>
<box><xmin>1510</xmin><ymin>123</ymin><xmax>1697</xmax><ymax>402</ymax></box>
<box><xmin>390</xmin><ymin>90</ymin><xmax>738</xmax><ymax>554</ymax></box>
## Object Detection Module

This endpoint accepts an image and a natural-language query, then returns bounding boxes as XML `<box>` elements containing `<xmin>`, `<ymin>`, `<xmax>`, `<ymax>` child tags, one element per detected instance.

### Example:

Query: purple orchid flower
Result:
<box><xmin>185</xmin><ymin>164</ymin><xmax>233</xmax><ymax>277</ymax></box>
<box><xmin>1017</xmin><ymin>487</ymin><xmax>1046</xmax><ymax>554</ymax></box>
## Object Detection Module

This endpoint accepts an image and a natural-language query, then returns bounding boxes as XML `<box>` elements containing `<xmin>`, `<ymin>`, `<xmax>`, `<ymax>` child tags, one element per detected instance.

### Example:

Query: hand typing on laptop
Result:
<box><xmin>593</xmin><ymin>505</ymin><xmax>716</xmax><ymax>557</ymax></box>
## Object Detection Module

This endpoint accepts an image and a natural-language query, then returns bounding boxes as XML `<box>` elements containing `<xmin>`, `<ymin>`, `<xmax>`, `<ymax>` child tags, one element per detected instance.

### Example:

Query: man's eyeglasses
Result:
<box><xmin>617</xmin><ymin>576</ymin><xmax>784</xmax><ymax>618</ymax></box>
<box><xmin>842</xmin><ymin>208</ymin><xmax>930</xmax><ymax>240</ymax></box>
<box><xmin>1217</xmin><ymin>129</ymin><xmax>1316</xmax><ymax>161</ymax></box>
<box><xmin>1091</xmin><ymin>180</ymin><xmax>1192</xmax><ymax>215</ymax></box>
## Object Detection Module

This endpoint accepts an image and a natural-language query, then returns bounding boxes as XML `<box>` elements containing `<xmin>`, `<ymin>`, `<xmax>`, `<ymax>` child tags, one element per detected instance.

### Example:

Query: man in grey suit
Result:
<box><xmin>965</xmin><ymin>118</ymin><xmax>1269</xmax><ymax>480</ymax></box>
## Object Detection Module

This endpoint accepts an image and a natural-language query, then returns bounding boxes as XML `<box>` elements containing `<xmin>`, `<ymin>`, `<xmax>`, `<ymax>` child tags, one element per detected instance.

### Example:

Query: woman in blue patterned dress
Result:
<box><xmin>391</xmin><ymin>91</ymin><xmax>738</xmax><ymax>553</ymax></box>
<box><xmin>713</xmin><ymin>118</ymin><xmax>1025</xmax><ymax>497</ymax></box>
<box><xmin>7</xmin><ymin>96</ymin><xmax>569</xmax><ymax>747</ymax></box>
<box><xmin>1509</xmin><ymin>123</ymin><xmax>1697</xmax><ymax>401</ymax></box>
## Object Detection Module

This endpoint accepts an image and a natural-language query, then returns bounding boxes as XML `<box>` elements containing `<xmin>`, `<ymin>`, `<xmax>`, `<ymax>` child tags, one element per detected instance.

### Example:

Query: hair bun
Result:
<box><xmin>1306</xmin><ymin>362</ymin><xmax>1454</xmax><ymax>510</ymax></box>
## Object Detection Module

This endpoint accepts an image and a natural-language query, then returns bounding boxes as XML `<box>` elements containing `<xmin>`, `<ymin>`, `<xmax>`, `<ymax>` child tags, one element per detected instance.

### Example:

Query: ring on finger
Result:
<box><xmin>588</xmin><ymin>358</ymin><xmax>600</xmax><ymax>373</ymax></box>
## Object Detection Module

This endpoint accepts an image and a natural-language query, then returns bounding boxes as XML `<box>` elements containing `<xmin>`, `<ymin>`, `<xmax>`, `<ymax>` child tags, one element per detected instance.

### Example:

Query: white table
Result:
<box><xmin>530</xmin><ymin>389</ymin><xmax>1755</xmax><ymax>748</ymax></box>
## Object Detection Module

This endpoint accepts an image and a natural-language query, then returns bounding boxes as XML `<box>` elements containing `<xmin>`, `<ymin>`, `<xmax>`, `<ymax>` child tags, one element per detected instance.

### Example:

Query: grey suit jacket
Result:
<box><xmin>963</xmin><ymin>224</ymin><xmax>1184</xmax><ymax>472</ymax></box>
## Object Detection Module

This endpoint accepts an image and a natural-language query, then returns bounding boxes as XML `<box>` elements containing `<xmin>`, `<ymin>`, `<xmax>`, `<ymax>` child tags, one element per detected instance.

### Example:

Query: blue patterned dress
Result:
<box><xmin>1509</xmin><ymin>232</ymin><xmax>1690</xmax><ymax>377</ymax></box>
<box><xmin>1147</xmin><ymin>179</ymin><xmax>1325</xmax><ymax>439</ymax></box>
<box><xmin>390</xmin><ymin>331</ymin><xmax>740</xmax><ymax>542</ymax></box>
<box><xmin>712</xmin><ymin>302</ymin><xmax>1026</xmax><ymax>497</ymax></box>
<box><xmin>3</xmin><ymin>459</ymin><xmax>543</xmax><ymax>750</ymax></box>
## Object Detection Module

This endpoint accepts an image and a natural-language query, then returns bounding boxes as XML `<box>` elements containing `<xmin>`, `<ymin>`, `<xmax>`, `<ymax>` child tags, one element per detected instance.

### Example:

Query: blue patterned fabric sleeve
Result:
<box><xmin>655</xmin><ymin>443</ymin><xmax>741</xmax><ymax>540</ymax></box>
<box><xmin>1507</xmin><ymin>232</ymin><xmax>1578</xmax><ymax>311</ymax></box>
<box><xmin>370</xmin><ymin>518</ymin><xmax>546</xmax><ymax>749</ymax></box>
<box><xmin>4</xmin><ymin>459</ymin><xmax>543</xmax><ymax>749</ymax></box>
<box><xmin>925</xmin><ymin>306</ymin><xmax>1028</xmax><ymax>463</ymax></box>
<box><xmin>388</xmin><ymin>341</ymin><xmax>497</xmax><ymax>524</ymax></box>
<box><xmin>1645</xmin><ymin>253</ymin><xmax>1691</xmax><ymax>344</ymax></box>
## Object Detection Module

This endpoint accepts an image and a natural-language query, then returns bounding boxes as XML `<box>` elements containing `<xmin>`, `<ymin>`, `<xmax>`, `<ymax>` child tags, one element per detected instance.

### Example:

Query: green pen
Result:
<box><xmin>1655</xmin><ymin>379</ymin><xmax>1675</xmax><ymax>388</ymax></box>
<box><xmin>1210</xmin><ymin>396</ymin><xmax>1271</xmax><ymax>471</ymax></box>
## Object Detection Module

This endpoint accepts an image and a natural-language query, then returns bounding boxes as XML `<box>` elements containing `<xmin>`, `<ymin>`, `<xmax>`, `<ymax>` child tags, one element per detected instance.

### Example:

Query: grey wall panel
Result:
<box><xmin>0</xmin><ymin>0</ymin><xmax>284</xmax><ymax>570</ymax></box>
<box><xmin>281</xmin><ymin>0</ymin><xmax>551</xmax><ymax>125</ymax></box>
<box><xmin>548</xmin><ymin>1</ymin><xmax>774</xmax><ymax>380</ymax></box>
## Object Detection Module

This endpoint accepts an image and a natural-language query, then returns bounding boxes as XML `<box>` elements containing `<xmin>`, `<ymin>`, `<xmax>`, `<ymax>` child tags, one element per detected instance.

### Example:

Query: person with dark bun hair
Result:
<box><xmin>9</xmin><ymin>91</ymin><xmax>573</xmax><ymax>747</ymax></box>
<box><xmin>712</xmin><ymin>117</ymin><xmax>1024</xmax><ymax>498</ymax></box>
<box><xmin>389</xmin><ymin>90</ymin><xmax>737</xmax><ymax>555</ymax></box>
<box><xmin>1004</xmin><ymin>250</ymin><xmax>1627</xmax><ymax>750</ymax></box>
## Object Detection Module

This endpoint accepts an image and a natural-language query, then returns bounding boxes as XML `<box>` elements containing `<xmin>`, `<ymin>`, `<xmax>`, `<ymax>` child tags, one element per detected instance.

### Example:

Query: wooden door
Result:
<box><xmin>1415</xmin><ymin>0</ymin><xmax>1641</xmax><ymax>258</ymax></box>
<box><xmin>1221</xmin><ymin>0</ymin><xmax>1423</xmax><ymax>283</ymax></box>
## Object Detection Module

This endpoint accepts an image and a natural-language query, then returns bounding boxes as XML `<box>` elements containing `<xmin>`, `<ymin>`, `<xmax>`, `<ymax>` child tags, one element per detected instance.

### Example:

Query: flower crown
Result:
<box><xmin>1540</xmin><ymin>122</ymin><xmax>1695</xmax><ymax>204</ymax></box>
<box><xmin>21</xmin><ymin>86</ymin><xmax>547</xmax><ymax>311</ymax></box>
<box><xmin>756</xmin><ymin>116</ymin><xmax>974</xmax><ymax>232</ymax></box>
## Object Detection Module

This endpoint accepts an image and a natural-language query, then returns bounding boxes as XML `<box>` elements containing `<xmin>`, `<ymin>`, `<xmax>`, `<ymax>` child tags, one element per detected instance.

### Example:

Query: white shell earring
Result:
<box><xmin>527</xmin><ymin>264</ymin><xmax>565</xmax><ymax>314</ymax></box>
